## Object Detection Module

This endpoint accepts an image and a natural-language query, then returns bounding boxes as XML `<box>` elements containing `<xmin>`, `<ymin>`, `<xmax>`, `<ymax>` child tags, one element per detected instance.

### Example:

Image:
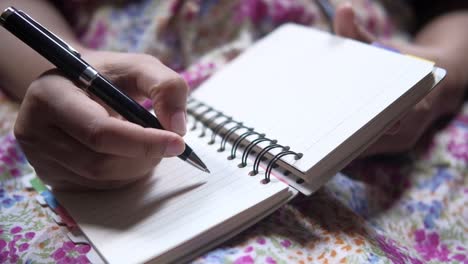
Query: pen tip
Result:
<box><xmin>185</xmin><ymin>151</ymin><xmax>210</xmax><ymax>174</ymax></box>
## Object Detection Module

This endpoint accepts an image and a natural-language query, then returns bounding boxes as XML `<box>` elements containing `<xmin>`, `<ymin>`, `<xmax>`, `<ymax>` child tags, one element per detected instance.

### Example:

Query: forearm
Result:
<box><xmin>0</xmin><ymin>0</ymin><xmax>86</xmax><ymax>100</ymax></box>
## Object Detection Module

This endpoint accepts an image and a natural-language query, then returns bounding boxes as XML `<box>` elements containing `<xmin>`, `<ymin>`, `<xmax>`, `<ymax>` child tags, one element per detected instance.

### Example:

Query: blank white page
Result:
<box><xmin>54</xmin><ymin>130</ymin><xmax>291</xmax><ymax>264</ymax></box>
<box><xmin>192</xmin><ymin>24</ymin><xmax>434</xmax><ymax>177</ymax></box>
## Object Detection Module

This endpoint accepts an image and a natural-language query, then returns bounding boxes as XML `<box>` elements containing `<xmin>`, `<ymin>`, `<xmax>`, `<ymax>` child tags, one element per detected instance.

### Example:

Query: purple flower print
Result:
<box><xmin>280</xmin><ymin>239</ymin><xmax>291</xmax><ymax>248</ymax></box>
<box><xmin>256</xmin><ymin>237</ymin><xmax>266</xmax><ymax>245</ymax></box>
<box><xmin>0</xmin><ymin>189</ymin><xmax>24</xmax><ymax>209</ymax></box>
<box><xmin>9</xmin><ymin>168</ymin><xmax>20</xmax><ymax>177</ymax></box>
<box><xmin>418</xmin><ymin>168</ymin><xmax>453</xmax><ymax>192</ymax></box>
<box><xmin>376</xmin><ymin>235</ymin><xmax>423</xmax><ymax>264</ymax></box>
<box><xmin>406</xmin><ymin>201</ymin><xmax>442</xmax><ymax>229</ymax></box>
<box><xmin>236</xmin><ymin>0</ymin><xmax>268</xmax><ymax>24</ymax></box>
<box><xmin>0</xmin><ymin>238</ymin><xmax>20</xmax><ymax>263</ymax></box>
<box><xmin>52</xmin><ymin>242</ymin><xmax>91</xmax><ymax>264</ymax></box>
<box><xmin>0</xmin><ymin>227</ymin><xmax>36</xmax><ymax>262</ymax></box>
<box><xmin>25</xmin><ymin>232</ymin><xmax>35</xmax><ymax>240</ymax></box>
<box><xmin>18</xmin><ymin>243</ymin><xmax>29</xmax><ymax>252</ymax></box>
<box><xmin>413</xmin><ymin>229</ymin><xmax>455</xmax><ymax>262</ymax></box>
<box><xmin>10</xmin><ymin>226</ymin><xmax>22</xmax><ymax>234</ymax></box>
<box><xmin>0</xmin><ymin>240</ymin><xmax>6</xmax><ymax>251</ymax></box>
<box><xmin>452</xmin><ymin>254</ymin><xmax>467</xmax><ymax>263</ymax></box>
<box><xmin>266</xmin><ymin>256</ymin><xmax>277</xmax><ymax>264</ymax></box>
<box><xmin>2</xmin><ymin>198</ymin><xmax>15</xmax><ymax>208</ymax></box>
<box><xmin>234</xmin><ymin>255</ymin><xmax>254</xmax><ymax>264</ymax></box>
<box><xmin>82</xmin><ymin>20</ymin><xmax>108</xmax><ymax>49</ymax></box>
<box><xmin>244</xmin><ymin>246</ymin><xmax>253</xmax><ymax>253</ymax></box>
<box><xmin>447</xmin><ymin>138</ymin><xmax>468</xmax><ymax>162</ymax></box>
<box><xmin>0</xmin><ymin>155</ymin><xmax>13</xmax><ymax>166</ymax></box>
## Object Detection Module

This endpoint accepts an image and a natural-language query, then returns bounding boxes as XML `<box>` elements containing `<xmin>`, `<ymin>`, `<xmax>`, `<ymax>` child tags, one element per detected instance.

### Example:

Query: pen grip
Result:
<box><xmin>88</xmin><ymin>75</ymin><xmax>163</xmax><ymax>129</ymax></box>
<box><xmin>89</xmin><ymin>75</ymin><xmax>193</xmax><ymax>161</ymax></box>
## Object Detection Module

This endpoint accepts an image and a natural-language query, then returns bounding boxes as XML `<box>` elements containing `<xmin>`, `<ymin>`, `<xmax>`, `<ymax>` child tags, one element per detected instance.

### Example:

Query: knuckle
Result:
<box><xmin>151</xmin><ymin>75</ymin><xmax>189</xmax><ymax>99</ymax></box>
<box><xmin>25</xmin><ymin>79</ymin><xmax>49</xmax><ymax>106</ymax></box>
<box><xmin>139</xmin><ymin>54</ymin><xmax>161</xmax><ymax>65</ymax></box>
<box><xmin>169</xmin><ymin>75</ymin><xmax>189</xmax><ymax>91</ymax></box>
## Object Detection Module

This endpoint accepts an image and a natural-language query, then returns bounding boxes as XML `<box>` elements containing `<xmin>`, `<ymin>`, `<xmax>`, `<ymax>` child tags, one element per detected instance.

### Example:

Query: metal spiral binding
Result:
<box><xmin>187</xmin><ymin>98</ymin><xmax>303</xmax><ymax>183</ymax></box>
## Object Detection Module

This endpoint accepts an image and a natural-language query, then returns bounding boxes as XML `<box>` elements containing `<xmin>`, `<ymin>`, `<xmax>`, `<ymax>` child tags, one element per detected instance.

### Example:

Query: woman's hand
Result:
<box><xmin>333</xmin><ymin>3</ymin><xmax>468</xmax><ymax>156</ymax></box>
<box><xmin>14</xmin><ymin>50</ymin><xmax>189</xmax><ymax>190</ymax></box>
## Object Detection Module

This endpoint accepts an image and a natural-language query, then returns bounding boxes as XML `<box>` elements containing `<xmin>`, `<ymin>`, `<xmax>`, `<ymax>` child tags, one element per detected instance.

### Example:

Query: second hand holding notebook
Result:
<box><xmin>23</xmin><ymin>22</ymin><xmax>444</xmax><ymax>263</ymax></box>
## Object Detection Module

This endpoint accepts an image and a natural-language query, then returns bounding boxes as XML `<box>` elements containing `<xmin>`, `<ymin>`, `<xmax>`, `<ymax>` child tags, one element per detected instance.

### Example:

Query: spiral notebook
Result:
<box><xmin>53</xmin><ymin>24</ymin><xmax>445</xmax><ymax>263</ymax></box>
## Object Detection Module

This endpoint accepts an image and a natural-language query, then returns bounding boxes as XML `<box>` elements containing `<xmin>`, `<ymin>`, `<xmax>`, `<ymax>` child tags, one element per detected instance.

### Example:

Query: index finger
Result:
<box><xmin>36</xmin><ymin>73</ymin><xmax>185</xmax><ymax>158</ymax></box>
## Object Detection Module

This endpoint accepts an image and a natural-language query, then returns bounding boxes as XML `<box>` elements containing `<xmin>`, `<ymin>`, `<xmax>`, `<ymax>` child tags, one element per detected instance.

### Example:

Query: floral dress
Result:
<box><xmin>1</xmin><ymin>0</ymin><xmax>467</xmax><ymax>263</ymax></box>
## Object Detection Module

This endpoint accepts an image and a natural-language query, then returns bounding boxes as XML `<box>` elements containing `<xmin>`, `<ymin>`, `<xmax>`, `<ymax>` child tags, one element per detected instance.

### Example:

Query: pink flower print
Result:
<box><xmin>8</xmin><ymin>240</ymin><xmax>16</xmax><ymax>251</ymax></box>
<box><xmin>181</xmin><ymin>63</ymin><xmax>216</xmax><ymax>89</ymax></box>
<box><xmin>6</xmin><ymin>145</ymin><xmax>20</xmax><ymax>162</ymax></box>
<box><xmin>0</xmin><ymin>155</ymin><xmax>13</xmax><ymax>166</ymax></box>
<box><xmin>236</xmin><ymin>0</ymin><xmax>268</xmax><ymax>24</ymax></box>
<box><xmin>244</xmin><ymin>246</ymin><xmax>253</xmax><ymax>253</ymax></box>
<box><xmin>0</xmin><ymin>239</ymin><xmax>6</xmax><ymax>251</ymax></box>
<box><xmin>414</xmin><ymin>229</ymin><xmax>451</xmax><ymax>261</ymax></box>
<box><xmin>0</xmin><ymin>251</ymin><xmax>7</xmax><ymax>263</ymax></box>
<box><xmin>280</xmin><ymin>239</ymin><xmax>291</xmax><ymax>248</ymax></box>
<box><xmin>25</xmin><ymin>231</ymin><xmax>35</xmax><ymax>240</ymax></box>
<box><xmin>63</xmin><ymin>241</ymin><xmax>76</xmax><ymax>251</ymax></box>
<box><xmin>414</xmin><ymin>229</ymin><xmax>425</xmax><ymax>243</ymax></box>
<box><xmin>266</xmin><ymin>256</ymin><xmax>277</xmax><ymax>264</ymax></box>
<box><xmin>52</xmin><ymin>241</ymin><xmax>91</xmax><ymax>264</ymax></box>
<box><xmin>234</xmin><ymin>255</ymin><xmax>254</xmax><ymax>264</ymax></box>
<box><xmin>83</xmin><ymin>20</ymin><xmax>108</xmax><ymax>49</ymax></box>
<box><xmin>452</xmin><ymin>254</ymin><xmax>466</xmax><ymax>262</ymax></box>
<box><xmin>447</xmin><ymin>139</ymin><xmax>468</xmax><ymax>162</ymax></box>
<box><xmin>256</xmin><ymin>237</ymin><xmax>266</xmax><ymax>245</ymax></box>
<box><xmin>377</xmin><ymin>234</ymin><xmax>423</xmax><ymax>264</ymax></box>
<box><xmin>270</xmin><ymin>0</ymin><xmax>314</xmax><ymax>26</ymax></box>
<box><xmin>18</xmin><ymin>242</ymin><xmax>29</xmax><ymax>252</ymax></box>
<box><xmin>76</xmin><ymin>244</ymin><xmax>91</xmax><ymax>254</ymax></box>
<box><xmin>9</xmin><ymin>168</ymin><xmax>20</xmax><ymax>177</ymax></box>
<box><xmin>10</xmin><ymin>226</ymin><xmax>22</xmax><ymax>234</ymax></box>
<box><xmin>9</xmin><ymin>253</ymin><xmax>19</xmax><ymax>263</ymax></box>
<box><xmin>53</xmin><ymin>247</ymin><xmax>66</xmax><ymax>260</ymax></box>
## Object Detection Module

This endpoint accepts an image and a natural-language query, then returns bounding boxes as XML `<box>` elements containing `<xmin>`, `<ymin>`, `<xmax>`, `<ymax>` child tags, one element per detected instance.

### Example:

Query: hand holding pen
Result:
<box><xmin>0</xmin><ymin>7</ymin><xmax>209</xmax><ymax>190</ymax></box>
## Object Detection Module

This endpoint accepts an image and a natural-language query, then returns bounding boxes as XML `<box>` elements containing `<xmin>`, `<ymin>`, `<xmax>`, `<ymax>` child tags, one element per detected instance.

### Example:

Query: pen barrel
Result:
<box><xmin>88</xmin><ymin>76</ymin><xmax>163</xmax><ymax>129</ymax></box>
<box><xmin>1</xmin><ymin>9</ymin><xmax>87</xmax><ymax>80</ymax></box>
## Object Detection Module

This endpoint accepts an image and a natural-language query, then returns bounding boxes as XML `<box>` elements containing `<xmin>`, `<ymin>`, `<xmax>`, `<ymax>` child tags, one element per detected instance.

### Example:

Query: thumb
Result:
<box><xmin>333</xmin><ymin>3</ymin><xmax>376</xmax><ymax>44</ymax></box>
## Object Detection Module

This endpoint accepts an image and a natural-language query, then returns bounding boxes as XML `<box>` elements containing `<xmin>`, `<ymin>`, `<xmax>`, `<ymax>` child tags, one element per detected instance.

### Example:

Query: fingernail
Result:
<box><xmin>165</xmin><ymin>138</ymin><xmax>185</xmax><ymax>157</ymax></box>
<box><xmin>171</xmin><ymin>110</ymin><xmax>187</xmax><ymax>136</ymax></box>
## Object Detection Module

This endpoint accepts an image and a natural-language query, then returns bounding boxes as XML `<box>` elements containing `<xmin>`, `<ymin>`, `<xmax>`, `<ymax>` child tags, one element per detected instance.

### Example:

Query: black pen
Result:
<box><xmin>0</xmin><ymin>7</ymin><xmax>210</xmax><ymax>173</ymax></box>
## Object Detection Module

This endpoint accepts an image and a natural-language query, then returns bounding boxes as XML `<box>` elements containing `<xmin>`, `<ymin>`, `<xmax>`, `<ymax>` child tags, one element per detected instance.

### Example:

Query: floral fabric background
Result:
<box><xmin>1</xmin><ymin>0</ymin><xmax>467</xmax><ymax>263</ymax></box>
